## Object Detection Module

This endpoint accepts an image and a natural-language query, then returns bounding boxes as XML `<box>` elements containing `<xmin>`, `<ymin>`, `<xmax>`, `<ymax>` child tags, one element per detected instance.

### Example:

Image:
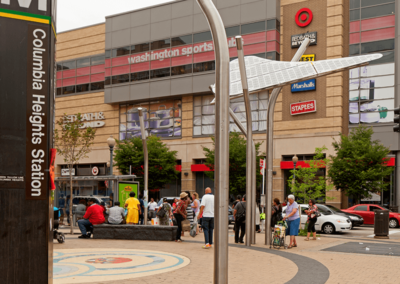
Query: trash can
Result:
<box><xmin>374</xmin><ymin>210</ymin><xmax>389</xmax><ymax>238</ymax></box>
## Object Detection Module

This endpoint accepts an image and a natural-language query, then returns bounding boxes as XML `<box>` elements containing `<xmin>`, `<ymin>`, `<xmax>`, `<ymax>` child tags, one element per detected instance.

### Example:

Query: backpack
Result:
<box><xmin>156</xmin><ymin>204</ymin><xmax>166</xmax><ymax>218</ymax></box>
<box><xmin>236</xmin><ymin>202</ymin><xmax>246</xmax><ymax>223</ymax></box>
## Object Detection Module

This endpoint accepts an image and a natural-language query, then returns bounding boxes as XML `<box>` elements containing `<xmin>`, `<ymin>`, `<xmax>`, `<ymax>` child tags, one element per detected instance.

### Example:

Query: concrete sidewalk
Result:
<box><xmin>53</xmin><ymin>228</ymin><xmax>400</xmax><ymax>284</ymax></box>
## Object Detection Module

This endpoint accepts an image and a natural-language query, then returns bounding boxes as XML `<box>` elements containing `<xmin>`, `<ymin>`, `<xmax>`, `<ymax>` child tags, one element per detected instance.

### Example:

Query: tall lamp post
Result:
<box><xmin>292</xmin><ymin>154</ymin><xmax>298</xmax><ymax>180</ymax></box>
<box><xmin>107</xmin><ymin>136</ymin><xmax>116</xmax><ymax>199</ymax></box>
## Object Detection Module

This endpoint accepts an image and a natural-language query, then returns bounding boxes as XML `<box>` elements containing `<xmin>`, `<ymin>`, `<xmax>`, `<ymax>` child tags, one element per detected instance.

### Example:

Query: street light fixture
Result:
<box><xmin>292</xmin><ymin>154</ymin><xmax>298</xmax><ymax>180</ymax></box>
<box><xmin>107</xmin><ymin>136</ymin><xmax>116</xmax><ymax>199</ymax></box>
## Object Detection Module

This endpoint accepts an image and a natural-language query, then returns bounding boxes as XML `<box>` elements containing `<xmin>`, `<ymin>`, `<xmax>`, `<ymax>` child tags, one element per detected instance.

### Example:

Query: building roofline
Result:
<box><xmin>105</xmin><ymin>0</ymin><xmax>181</xmax><ymax>19</ymax></box>
<box><xmin>57</xmin><ymin>22</ymin><xmax>105</xmax><ymax>35</ymax></box>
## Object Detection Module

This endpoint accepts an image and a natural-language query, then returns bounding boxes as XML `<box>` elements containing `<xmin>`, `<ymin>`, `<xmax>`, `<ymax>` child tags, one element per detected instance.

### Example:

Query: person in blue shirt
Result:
<box><xmin>138</xmin><ymin>194</ymin><xmax>145</xmax><ymax>225</ymax></box>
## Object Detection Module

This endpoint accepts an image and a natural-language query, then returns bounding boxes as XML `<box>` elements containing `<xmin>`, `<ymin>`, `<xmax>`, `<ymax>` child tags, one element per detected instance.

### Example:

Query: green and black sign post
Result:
<box><xmin>0</xmin><ymin>1</ymin><xmax>56</xmax><ymax>283</ymax></box>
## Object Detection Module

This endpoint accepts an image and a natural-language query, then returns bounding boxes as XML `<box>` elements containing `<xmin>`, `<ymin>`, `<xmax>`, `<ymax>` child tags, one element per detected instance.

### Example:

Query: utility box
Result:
<box><xmin>374</xmin><ymin>210</ymin><xmax>389</xmax><ymax>238</ymax></box>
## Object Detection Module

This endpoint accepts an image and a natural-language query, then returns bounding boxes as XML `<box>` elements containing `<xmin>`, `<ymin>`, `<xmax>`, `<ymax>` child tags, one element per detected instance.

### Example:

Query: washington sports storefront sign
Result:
<box><xmin>291</xmin><ymin>32</ymin><xmax>317</xmax><ymax>48</ymax></box>
<box><xmin>291</xmin><ymin>79</ymin><xmax>316</xmax><ymax>92</ymax></box>
<box><xmin>290</xmin><ymin>100</ymin><xmax>316</xmax><ymax>115</ymax></box>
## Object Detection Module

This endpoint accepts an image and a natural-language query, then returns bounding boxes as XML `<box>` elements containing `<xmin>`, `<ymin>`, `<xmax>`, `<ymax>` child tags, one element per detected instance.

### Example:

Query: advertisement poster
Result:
<box><xmin>118</xmin><ymin>181</ymin><xmax>139</xmax><ymax>208</ymax></box>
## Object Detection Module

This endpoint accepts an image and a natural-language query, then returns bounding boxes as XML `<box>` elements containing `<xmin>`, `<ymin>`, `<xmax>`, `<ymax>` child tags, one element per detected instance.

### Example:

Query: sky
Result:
<box><xmin>57</xmin><ymin>0</ymin><xmax>175</xmax><ymax>33</ymax></box>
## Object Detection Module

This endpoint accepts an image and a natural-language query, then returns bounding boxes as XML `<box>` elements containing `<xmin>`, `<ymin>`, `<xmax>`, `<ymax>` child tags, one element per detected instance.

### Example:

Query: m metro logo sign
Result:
<box><xmin>0</xmin><ymin>0</ymin><xmax>47</xmax><ymax>11</ymax></box>
<box><xmin>290</xmin><ymin>100</ymin><xmax>316</xmax><ymax>115</ymax></box>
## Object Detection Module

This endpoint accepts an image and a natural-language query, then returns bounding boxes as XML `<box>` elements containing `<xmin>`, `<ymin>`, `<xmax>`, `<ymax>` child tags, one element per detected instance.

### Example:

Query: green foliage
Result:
<box><xmin>288</xmin><ymin>146</ymin><xmax>332</xmax><ymax>204</ymax></box>
<box><xmin>114</xmin><ymin>135</ymin><xmax>179</xmax><ymax>190</ymax></box>
<box><xmin>328</xmin><ymin>125</ymin><xmax>393</xmax><ymax>203</ymax></box>
<box><xmin>202</xmin><ymin>132</ymin><xmax>263</xmax><ymax>196</ymax></box>
<box><xmin>54</xmin><ymin>113</ymin><xmax>96</xmax><ymax>234</ymax></box>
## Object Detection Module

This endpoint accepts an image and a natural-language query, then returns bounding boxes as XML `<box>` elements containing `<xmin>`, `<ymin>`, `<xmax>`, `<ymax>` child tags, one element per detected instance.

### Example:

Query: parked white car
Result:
<box><xmin>282</xmin><ymin>204</ymin><xmax>352</xmax><ymax>234</ymax></box>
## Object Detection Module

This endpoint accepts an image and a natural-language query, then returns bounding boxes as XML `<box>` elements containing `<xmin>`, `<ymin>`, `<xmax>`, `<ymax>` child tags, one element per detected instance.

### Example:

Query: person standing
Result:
<box><xmin>191</xmin><ymin>192</ymin><xmax>200</xmax><ymax>235</ymax></box>
<box><xmin>232</xmin><ymin>195</ymin><xmax>241</xmax><ymax>209</ymax></box>
<box><xmin>107</xmin><ymin>201</ymin><xmax>126</xmax><ymax>224</ymax></box>
<box><xmin>157</xmin><ymin>198</ymin><xmax>172</xmax><ymax>226</ymax></box>
<box><xmin>124</xmin><ymin>192</ymin><xmax>141</xmax><ymax>225</ymax></box>
<box><xmin>233</xmin><ymin>195</ymin><xmax>246</xmax><ymax>244</ymax></box>
<box><xmin>271</xmin><ymin>198</ymin><xmax>282</xmax><ymax>229</ymax></box>
<box><xmin>305</xmin><ymin>199</ymin><xmax>318</xmax><ymax>241</ymax></box>
<box><xmin>255</xmin><ymin>204</ymin><xmax>261</xmax><ymax>233</ymax></box>
<box><xmin>282</xmin><ymin>194</ymin><xmax>300</xmax><ymax>249</ymax></box>
<box><xmin>198</xmin><ymin>187</ymin><xmax>214</xmax><ymax>249</ymax></box>
<box><xmin>148</xmin><ymin>198</ymin><xmax>157</xmax><ymax>220</ymax></box>
<box><xmin>65</xmin><ymin>195</ymin><xmax>71</xmax><ymax>226</ymax></box>
<box><xmin>78</xmin><ymin>198</ymin><xmax>105</xmax><ymax>239</ymax></box>
<box><xmin>173</xmin><ymin>192</ymin><xmax>188</xmax><ymax>242</ymax></box>
<box><xmin>138</xmin><ymin>194</ymin><xmax>145</xmax><ymax>225</ymax></box>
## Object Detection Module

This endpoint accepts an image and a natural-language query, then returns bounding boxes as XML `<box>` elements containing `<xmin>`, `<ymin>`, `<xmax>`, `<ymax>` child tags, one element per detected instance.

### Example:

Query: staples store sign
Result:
<box><xmin>290</xmin><ymin>100</ymin><xmax>316</xmax><ymax>115</ymax></box>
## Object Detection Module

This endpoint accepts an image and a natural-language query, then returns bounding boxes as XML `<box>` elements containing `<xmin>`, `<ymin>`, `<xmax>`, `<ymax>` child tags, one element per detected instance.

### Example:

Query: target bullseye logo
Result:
<box><xmin>295</xmin><ymin>8</ymin><xmax>313</xmax><ymax>27</ymax></box>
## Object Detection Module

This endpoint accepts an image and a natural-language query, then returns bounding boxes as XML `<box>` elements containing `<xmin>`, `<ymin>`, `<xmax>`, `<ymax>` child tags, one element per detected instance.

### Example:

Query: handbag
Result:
<box><xmin>156</xmin><ymin>204</ymin><xmax>166</xmax><ymax>218</ymax></box>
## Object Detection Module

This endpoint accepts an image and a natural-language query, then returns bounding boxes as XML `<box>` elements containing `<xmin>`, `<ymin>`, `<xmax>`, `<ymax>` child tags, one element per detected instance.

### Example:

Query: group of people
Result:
<box><xmin>172</xmin><ymin>188</ymin><xmax>214</xmax><ymax>249</ymax></box>
<box><xmin>271</xmin><ymin>195</ymin><xmax>318</xmax><ymax>249</ymax></box>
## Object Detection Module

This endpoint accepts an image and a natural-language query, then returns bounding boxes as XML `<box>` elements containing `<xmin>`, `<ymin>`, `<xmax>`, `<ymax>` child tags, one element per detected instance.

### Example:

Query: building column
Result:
<box><xmin>181</xmin><ymin>162</ymin><xmax>196</xmax><ymax>193</ymax></box>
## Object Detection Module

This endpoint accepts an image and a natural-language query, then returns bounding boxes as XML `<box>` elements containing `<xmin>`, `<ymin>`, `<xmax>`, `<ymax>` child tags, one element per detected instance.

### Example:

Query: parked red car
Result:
<box><xmin>342</xmin><ymin>204</ymin><xmax>400</xmax><ymax>228</ymax></box>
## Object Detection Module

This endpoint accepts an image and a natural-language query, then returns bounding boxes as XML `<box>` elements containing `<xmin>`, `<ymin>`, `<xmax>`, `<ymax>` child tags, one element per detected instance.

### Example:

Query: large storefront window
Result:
<box><xmin>119</xmin><ymin>99</ymin><xmax>182</xmax><ymax>140</ymax></box>
<box><xmin>349</xmin><ymin>63</ymin><xmax>394</xmax><ymax>124</ymax></box>
<box><xmin>193</xmin><ymin>93</ymin><xmax>268</xmax><ymax>136</ymax></box>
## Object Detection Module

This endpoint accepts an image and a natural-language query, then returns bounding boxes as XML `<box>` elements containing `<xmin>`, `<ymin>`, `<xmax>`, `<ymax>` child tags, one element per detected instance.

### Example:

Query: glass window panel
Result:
<box><xmin>349</xmin><ymin>113</ymin><xmax>360</xmax><ymax>124</ymax></box>
<box><xmin>194</xmin><ymin>126</ymin><xmax>202</xmax><ymax>135</ymax></box>
<box><xmin>349</xmin><ymin>44</ymin><xmax>360</xmax><ymax>55</ymax></box>
<box><xmin>373</xmin><ymin>87</ymin><xmax>394</xmax><ymax>100</ymax></box>
<box><xmin>252</xmin><ymin>122</ymin><xmax>259</xmax><ymax>131</ymax></box>
<box><xmin>171</xmin><ymin>35</ymin><xmax>192</xmax><ymax>47</ymax></box>
<box><xmin>193</xmin><ymin>31</ymin><xmax>212</xmax><ymax>43</ymax></box>
<box><xmin>276</xmin><ymin>20</ymin><xmax>280</xmax><ymax>32</ymax></box>
<box><xmin>91</xmin><ymin>55</ymin><xmax>105</xmax><ymax>65</ymax></box>
<box><xmin>252</xmin><ymin>111</ymin><xmax>259</xmax><ymax>121</ymax></box>
<box><xmin>112</xmin><ymin>74</ymin><xmax>130</xmax><ymax>84</ymax></box>
<box><xmin>119</xmin><ymin>132</ymin><xmax>126</xmax><ymax>140</ymax></box>
<box><xmin>349</xmin><ymin>90</ymin><xmax>360</xmax><ymax>101</ymax></box>
<box><xmin>367</xmin><ymin>50</ymin><xmax>394</xmax><ymax>65</ymax></box>
<box><xmin>368</xmin><ymin>75</ymin><xmax>394</xmax><ymax>87</ymax></box>
<box><xmin>194</xmin><ymin>117</ymin><xmax>202</xmax><ymax>126</ymax></box>
<box><xmin>116</xmin><ymin>46</ymin><xmax>130</xmax><ymax>56</ymax></box>
<box><xmin>202</xmin><ymin>95</ymin><xmax>213</xmax><ymax>105</ymax></box>
<box><xmin>194</xmin><ymin>96</ymin><xmax>202</xmax><ymax>106</ymax></box>
<box><xmin>360</xmin><ymin>63</ymin><xmax>394</xmax><ymax>77</ymax></box>
<box><xmin>131</xmin><ymin>71</ymin><xmax>150</xmax><ymax>82</ymax></box>
<box><xmin>360</xmin><ymin>111</ymin><xmax>393</xmax><ymax>123</ymax></box>
<box><xmin>350</xmin><ymin>0</ymin><xmax>360</xmax><ymax>9</ymax></box>
<box><xmin>259</xmin><ymin>121</ymin><xmax>267</xmax><ymax>131</ymax></box>
<box><xmin>250</xmin><ymin>94</ymin><xmax>258</xmax><ymax>101</ymax></box>
<box><xmin>235</xmin><ymin>112</ymin><xmax>247</xmax><ymax>122</ymax></box>
<box><xmin>131</xmin><ymin>43</ymin><xmax>150</xmax><ymax>54</ymax></box>
<box><xmin>251</xmin><ymin>101</ymin><xmax>258</xmax><ymax>110</ymax></box>
<box><xmin>105</xmin><ymin>77</ymin><xmax>111</xmax><ymax>86</ymax></box>
<box><xmin>193</xmin><ymin>61</ymin><xmax>216</xmax><ymax>73</ymax></box>
<box><xmin>202</xmin><ymin>125</ymin><xmax>215</xmax><ymax>135</ymax></box>
<box><xmin>194</xmin><ymin>106</ymin><xmax>202</xmax><ymax>116</ymax></box>
<box><xmin>63</xmin><ymin>61</ymin><xmax>76</xmax><ymax>70</ymax></box>
<box><xmin>267</xmin><ymin>19</ymin><xmax>276</xmax><ymax>30</ymax></box>
<box><xmin>349</xmin><ymin>102</ymin><xmax>359</xmax><ymax>113</ymax></box>
<box><xmin>259</xmin><ymin>110</ymin><xmax>267</xmax><ymax>120</ymax></box>
<box><xmin>202</xmin><ymin>105</ymin><xmax>215</xmax><ymax>114</ymax></box>
<box><xmin>57</xmin><ymin>64</ymin><xmax>62</xmax><ymax>71</ymax></box>
<box><xmin>120</xmin><ymin>124</ymin><xmax>126</xmax><ymax>131</ymax></box>
<box><xmin>226</xmin><ymin>26</ymin><xmax>240</xmax><ymax>37</ymax></box>
<box><xmin>175</xmin><ymin>99</ymin><xmax>182</xmax><ymax>109</ymax></box>
<box><xmin>111</xmin><ymin>49</ymin><xmax>117</xmax><ymax>58</ymax></box>
<box><xmin>259</xmin><ymin>92</ymin><xmax>268</xmax><ymax>100</ymax></box>
<box><xmin>350</xmin><ymin>9</ymin><xmax>360</xmax><ymax>21</ymax></box>
<box><xmin>151</xmin><ymin>39</ymin><xmax>171</xmax><ymax>50</ymax></box>
<box><xmin>76</xmin><ymin>83</ymin><xmax>90</xmax><ymax>93</ymax></box>
<box><xmin>241</xmin><ymin>21</ymin><xmax>266</xmax><ymax>35</ymax></box>
<box><xmin>56</xmin><ymin>88</ymin><xmax>62</xmax><ymax>96</ymax></box>
<box><xmin>202</xmin><ymin>115</ymin><xmax>215</xmax><ymax>125</ymax></box>
<box><xmin>361</xmin><ymin>0</ymin><xmax>394</xmax><ymax>8</ymax></box>
<box><xmin>361</xmin><ymin>3</ymin><xmax>395</xmax><ymax>19</ymax></box>
<box><xmin>77</xmin><ymin>58</ymin><xmax>90</xmax><ymax>68</ymax></box>
<box><xmin>150</xmin><ymin>67</ymin><xmax>170</xmax><ymax>79</ymax></box>
<box><xmin>230</xmin><ymin>123</ymin><xmax>240</xmax><ymax>132</ymax></box>
<box><xmin>105</xmin><ymin>50</ymin><xmax>111</xmax><ymax>59</ymax></box>
<box><xmin>259</xmin><ymin>99</ymin><xmax>268</xmax><ymax>109</ymax></box>
<box><xmin>231</xmin><ymin>102</ymin><xmax>245</xmax><ymax>112</ymax></box>
<box><xmin>171</xmin><ymin>64</ymin><xmax>192</xmax><ymax>76</ymax></box>
<box><xmin>266</xmin><ymin>52</ymin><xmax>278</xmax><ymax>60</ymax></box>
<box><xmin>62</xmin><ymin>86</ymin><xmax>75</xmax><ymax>94</ymax></box>
<box><xmin>253</xmin><ymin>53</ymin><xmax>266</xmax><ymax>59</ymax></box>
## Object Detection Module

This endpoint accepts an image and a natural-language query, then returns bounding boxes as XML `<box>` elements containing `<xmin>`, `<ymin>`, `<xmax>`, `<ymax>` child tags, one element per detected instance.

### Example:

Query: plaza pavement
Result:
<box><xmin>55</xmin><ymin>227</ymin><xmax>400</xmax><ymax>284</ymax></box>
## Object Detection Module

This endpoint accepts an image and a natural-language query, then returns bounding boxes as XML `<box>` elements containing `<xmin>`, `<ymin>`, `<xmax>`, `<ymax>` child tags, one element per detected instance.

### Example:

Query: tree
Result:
<box><xmin>328</xmin><ymin>125</ymin><xmax>393</xmax><ymax>203</ymax></box>
<box><xmin>114</xmin><ymin>136</ymin><xmax>179</xmax><ymax>190</ymax></box>
<box><xmin>288</xmin><ymin>146</ymin><xmax>332</xmax><ymax>204</ymax></box>
<box><xmin>202</xmin><ymin>132</ymin><xmax>263</xmax><ymax>196</ymax></box>
<box><xmin>54</xmin><ymin>113</ymin><xmax>96</xmax><ymax>234</ymax></box>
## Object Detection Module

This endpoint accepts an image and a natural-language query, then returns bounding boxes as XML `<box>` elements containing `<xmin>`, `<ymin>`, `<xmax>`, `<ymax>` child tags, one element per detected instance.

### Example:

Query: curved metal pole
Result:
<box><xmin>236</xmin><ymin>36</ymin><xmax>254</xmax><ymax>247</ymax></box>
<box><xmin>251</xmin><ymin>140</ymin><xmax>257</xmax><ymax>244</ymax></box>
<box><xmin>229</xmin><ymin>108</ymin><xmax>247</xmax><ymax>137</ymax></box>
<box><xmin>265</xmin><ymin>38</ymin><xmax>310</xmax><ymax>246</ymax></box>
<box><xmin>138</xmin><ymin>108</ymin><xmax>148</xmax><ymax>225</ymax></box>
<box><xmin>197</xmin><ymin>1</ymin><xmax>230</xmax><ymax>283</ymax></box>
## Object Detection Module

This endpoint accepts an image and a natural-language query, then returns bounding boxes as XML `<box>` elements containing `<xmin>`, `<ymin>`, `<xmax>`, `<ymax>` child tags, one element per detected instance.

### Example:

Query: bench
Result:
<box><xmin>93</xmin><ymin>224</ymin><xmax>177</xmax><ymax>241</ymax></box>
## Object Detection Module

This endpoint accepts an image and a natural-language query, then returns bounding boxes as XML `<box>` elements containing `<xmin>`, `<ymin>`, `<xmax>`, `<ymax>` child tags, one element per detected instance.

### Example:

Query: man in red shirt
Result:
<box><xmin>78</xmin><ymin>198</ymin><xmax>105</xmax><ymax>239</ymax></box>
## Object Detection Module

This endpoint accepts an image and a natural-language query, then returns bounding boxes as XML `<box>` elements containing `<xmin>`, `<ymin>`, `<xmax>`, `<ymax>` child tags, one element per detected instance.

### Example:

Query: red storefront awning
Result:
<box><xmin>191</xmin><ymin>164</ymin><xmax>213</xmax><ymax>172</ymax></box>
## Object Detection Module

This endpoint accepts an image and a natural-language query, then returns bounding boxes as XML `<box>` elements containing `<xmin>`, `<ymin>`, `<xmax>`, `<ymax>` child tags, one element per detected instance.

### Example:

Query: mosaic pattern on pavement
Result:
<box><xmin>53</xmin><ymin>249</ymin><xmax>190</xmax><ymax>284</ymax></box>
